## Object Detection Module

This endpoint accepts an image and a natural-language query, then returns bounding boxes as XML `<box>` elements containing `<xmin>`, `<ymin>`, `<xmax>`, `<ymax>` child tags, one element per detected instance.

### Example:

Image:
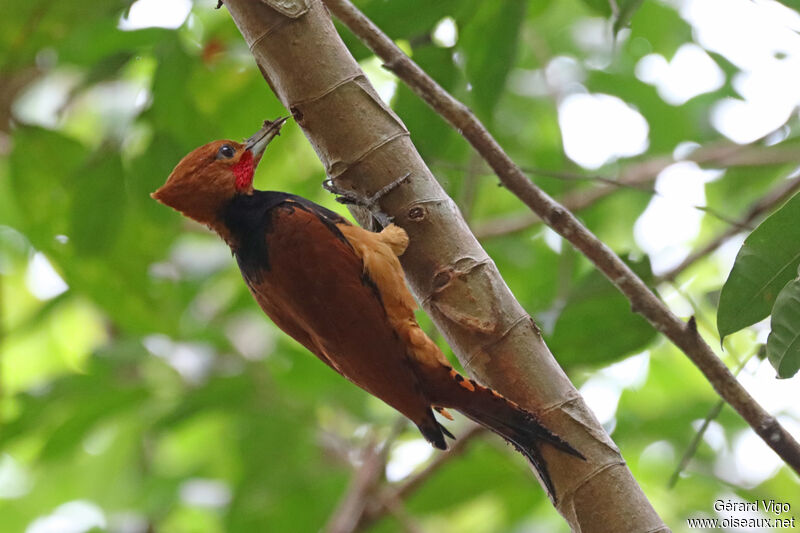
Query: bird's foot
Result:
<box><xmin>323</xmin><ymin>172</ymin><xmax>411</xmax><ymax>228</ymax></box>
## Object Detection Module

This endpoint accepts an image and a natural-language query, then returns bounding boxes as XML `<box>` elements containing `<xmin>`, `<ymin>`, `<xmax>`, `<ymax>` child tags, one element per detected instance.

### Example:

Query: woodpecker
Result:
<box><xmin>152</xmin><ymin>118</ymin><xmax>583</xmax><ymax>500</ymax></box>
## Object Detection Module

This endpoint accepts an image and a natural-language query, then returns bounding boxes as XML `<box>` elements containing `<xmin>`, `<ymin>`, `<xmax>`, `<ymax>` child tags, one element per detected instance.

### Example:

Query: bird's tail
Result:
<box><xmin>421</xmin><ymin>365</ymin><xmax>584</xmax><ymax>501</ymax></box>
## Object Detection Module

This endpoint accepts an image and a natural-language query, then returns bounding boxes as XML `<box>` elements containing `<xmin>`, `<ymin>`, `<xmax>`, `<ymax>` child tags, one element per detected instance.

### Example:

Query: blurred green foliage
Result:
<box><xmin>1</xmin><ymin>0</ymin><xmax>799</xmax><ymax>532</ymax></box>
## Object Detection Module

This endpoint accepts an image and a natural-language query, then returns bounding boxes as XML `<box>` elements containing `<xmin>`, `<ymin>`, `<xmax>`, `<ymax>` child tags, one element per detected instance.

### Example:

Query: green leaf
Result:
<box><xmin>484</xmin><ymin>231</ymin><xmax>563</xmax><ymax>315</ymax></box>
<box><xmin>546</xmin><ymin>255</ymin><xmax>657</xmax><ymax>367</ymax></box>
<box><xmin>628</xmin><ymin>1</ymin><xmax>692</xmax><ymax>58</ymax></box>
<box><xmin>72</xmin><ymin>51</ymin><xmax>134</xmax><ymax>90</ymax></box>
<box><xmin>338</xmin><ymin>0</ymin><xmax>481</xmax><ymax>61</ymax></box>
<box><xmin>579</xmin><ymin>0</ymin><xmax>612</xmax><ymax>16</ymax></box>
<box><xmin>148</xmin><ymin>36</ymin><xmax>216</xmax><ymax>146</ymax></box>
<box><xmin>69</xmin><ymin>151</ymin><xmax>126</xmax><ymax>255</ymax></box>
<box><xmin>394</xmin><ymin>45</ymin><xmax>467</xmax><ymax>161</ymax></box>
<box><xmin>613</xmin><ymin>0</ymin><xmax>645</xmax><ymax>36</ymax></box>
<box><xmin>59</xmin><ymin>26</ymin><xmax>167</xmax><ymax>66</ymax></box>
<box><xmin>774</xmin><ymin>1</ymin><xmax>800</xmax><ymax>12</ymax></box>
<box><xmin>8</xmin><ymin>127</ymin><xmax>90</xmax><ymax>251</ymax></box>
<box><xmin>718</xmin><ymin>192</ymin><xmax>800</xmax><ymax>339</ymax></box>
<box><xmin>459</xmin><ymin>1</ymin><xmax>526</xmax><ymax>122</ymax></box>
<box><xmin>527</xmin><ymin>0</ymin><xmax>555</xmax><ymax>19</ymax></box>
<box><xmin>766</xmin><ymin>277</ymin><xmax>800</xmax><ymax>378</ymax></box>
<box><xmin>358</xmin><ymin>0</ymin><xmax>471</xmax><ymax>41</ymax></box>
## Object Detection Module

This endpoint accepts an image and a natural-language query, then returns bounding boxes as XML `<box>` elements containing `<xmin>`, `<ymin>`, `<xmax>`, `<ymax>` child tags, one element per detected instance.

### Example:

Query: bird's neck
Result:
<box><xmin>215</xmin><ymin>190</ymin><xmax>290</xmax><ymax>250</ymax></box>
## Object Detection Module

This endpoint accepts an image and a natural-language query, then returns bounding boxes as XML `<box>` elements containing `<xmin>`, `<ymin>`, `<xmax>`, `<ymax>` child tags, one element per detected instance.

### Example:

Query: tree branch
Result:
<box><xmin>321</xmin><ymin>0</ymin><xmax>800</xmax><ymax>475</ymax></box>
<box><xmin>659</xmin><ymin>174</ymin><xmax>800</xmax><ymax>282</ymax></box>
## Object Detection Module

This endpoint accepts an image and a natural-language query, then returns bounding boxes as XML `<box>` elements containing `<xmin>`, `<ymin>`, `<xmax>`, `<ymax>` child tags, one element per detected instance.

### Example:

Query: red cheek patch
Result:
<box><xmin>232</xmin><ymin>151</ymin><xmax>255</xmax><ymax>191</ymax></box>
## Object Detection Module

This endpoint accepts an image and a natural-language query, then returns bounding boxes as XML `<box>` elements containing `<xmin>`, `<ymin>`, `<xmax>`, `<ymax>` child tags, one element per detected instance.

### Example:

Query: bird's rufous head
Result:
<box><xmin>151</xmin><ymin>117</ymin><xmax>288</xmax><ymax>226</ymax></box>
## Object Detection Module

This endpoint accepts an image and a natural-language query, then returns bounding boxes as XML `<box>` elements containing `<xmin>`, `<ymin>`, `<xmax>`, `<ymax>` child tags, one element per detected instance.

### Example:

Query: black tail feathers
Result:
<box><xmin>415</xmin><ymin>410</ymin><xmax>455</xmax><ymax>450</ymax></box>
<box><xmin>463</xmin><ymin>399</ymin><xmax>584</xmax><ymax>501</ymax></box>
<box><xmin>424</xmin><ymin>368</ymin><xmax>585</xmax><ymax>502</ymax></box>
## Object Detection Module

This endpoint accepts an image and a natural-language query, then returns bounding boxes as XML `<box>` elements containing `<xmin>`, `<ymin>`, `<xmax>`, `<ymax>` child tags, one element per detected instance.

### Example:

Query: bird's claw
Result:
<box><xmin>323</xmin><ymin>172</ymin><xmax>411</xmax><ymax>228</ymax></box>
<box><xmin>321</xmin><ymin>180</ymin><xmax>361</xmax><ymax>206</ymax></box>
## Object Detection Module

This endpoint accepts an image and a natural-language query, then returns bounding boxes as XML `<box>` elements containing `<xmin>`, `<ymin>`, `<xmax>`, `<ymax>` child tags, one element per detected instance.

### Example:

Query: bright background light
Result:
<box><xmin>119</xmin><ymin>0</ymin><xmax>192</xmax><ymax>31</ymax></box>
<box><xmin>680</xmin><ymin>0</ymin><xmax>800</xmax><ymax>143</ymax></box>
<box><xmin>558</xmin><ymin>93</ymin><xmax>650</xmax><ymax>170</ymax></box>
<box><xmin>636</xmin><ymin>43</ymin><xmax>725</xmax><ymax>106</ymax></box>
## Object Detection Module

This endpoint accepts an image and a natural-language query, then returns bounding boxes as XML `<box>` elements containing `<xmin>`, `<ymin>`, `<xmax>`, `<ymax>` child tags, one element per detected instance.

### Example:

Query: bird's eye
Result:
<box><xmin>217</xmin><ymin>144</ymin><xmax>235</xmax><ymax>159</ymax></box>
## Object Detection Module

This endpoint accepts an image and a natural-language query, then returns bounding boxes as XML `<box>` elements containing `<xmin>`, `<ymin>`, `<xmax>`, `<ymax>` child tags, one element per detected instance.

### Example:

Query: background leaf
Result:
<box><xmin>458</xmin><ymin>1</ymin><xmax>526</xmax><ymax>122</ymax></box>
<box><xmin>613</xmin><ymin>0</ymin><xmax>645</xmax><ymax>36</ymax></box>
<box><xmin>546</xmin><ymin>255</ymin><xmax>657</xmax><ymax>367</ymax></box>
<box><xmin>767</xmin><ymin>277</ymin><xmax>800</xmax><ymax>378</ymax></box>
<box><xmin>718</xmin><ymin>192</ymin><xmax>800</xmax><ymax>339</ymax></box>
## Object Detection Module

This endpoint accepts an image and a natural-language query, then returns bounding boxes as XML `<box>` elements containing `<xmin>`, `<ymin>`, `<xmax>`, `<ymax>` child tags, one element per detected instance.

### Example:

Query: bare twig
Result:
<box><xmin>326</xmin><ymin>420</ymin><xmax>406</xmax><ymax>533</ymax></box>
<box><xmin>668</xmin><ymin>353</ymin><xmax>754</xmax><ymax>488</ymax></box>
<box><xmin>376</xmin><ymin>495</ymin><xmax>424</xmax><ymax>533</ymax></box>
<box><xmin>659</xmin><ymin>175</ymin><xmax>800</xmax><ymax>282</ymax></box>
<box><xmin>331</xmin><ymin>423</ymin><xmax>485</xmax><ymax>533</ymax></box>
<box><xmin>353</xmin><ymin>425</ymin><xmax>487</xmax><ymax>532</ymax></box>
<box><xmin>470</xmin><ymin>158</ymin><xmax>678</xmax><ymax>239</ymax></box>
<box><xmin>322</xmin><ymin>0</ymin><xmax>800</xmax><ymax>473</ymax></box>
<box><xmin>393</xmin><ymin>425</ymin><xmax>485</xmax><ymax>501</ymax></box>
<box><xmin>473</xmin><ymin>143</ymin><xmax>800</xmax><ymax>239</ymax></box>
<box><xmin>669</xmin><ymin>398</ymin><xmax>725</xmax><ymax>488</ymax></box>
<box><xmin>434</xmin><ymin>159</ymin><xmax>656</xmax><ymax>193</ymax></box>
<box><xmin>520</xmin><ymin>166</ymin><xmax>655</xmax><ymax>192</ymax></box>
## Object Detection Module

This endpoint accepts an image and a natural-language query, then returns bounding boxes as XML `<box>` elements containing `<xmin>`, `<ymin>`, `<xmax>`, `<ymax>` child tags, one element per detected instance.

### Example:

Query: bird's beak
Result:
<box><xmin>245</xmin><ymin>116</ymin><xmax>289</xmax><ymax>161</ymax></box>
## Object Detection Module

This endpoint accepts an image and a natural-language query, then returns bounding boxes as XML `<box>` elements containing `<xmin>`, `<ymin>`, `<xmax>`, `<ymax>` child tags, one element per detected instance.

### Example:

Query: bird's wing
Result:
<box><xmin>237</xmin><ymin>198</ymin><xmax>443</xmax><ymax>438</ymax></box>
<box><xmin>335</xmin><ymin>222</ymin><xmax>452</xmax><ymax>371</ymax></box>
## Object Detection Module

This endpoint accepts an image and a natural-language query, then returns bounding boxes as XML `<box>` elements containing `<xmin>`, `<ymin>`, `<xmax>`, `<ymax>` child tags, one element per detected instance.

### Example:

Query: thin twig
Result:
<box><xmin>470</xmin><ymin>157</ymin><xmax>680</xmax><ymax>239</ymax></box>
<box><xmin>522</xmin><ymin>165</ymin><xmax>754</xmax><ymax>230</ymax></box>
<box><xmin>483</xmin><ymin>164</ymin><xmax>747</xmax><ymax>235</ymax></box>
<box><xmin>668</xmin><ymin>354</ymin><xmax>754</xmax><ymax>488</ymax></box>
<box><xmin>659</xmin><ymin>175</ymin><xmax>800</xmax><ymax>282</ymax></box>
<box><xmin>394</xmin><ymin>425</ymin><xmax>485</xmax><ymax>501</ymax></box>
<box><xmin>521</xmin><ymin>166</ymin><xmax>655</xmax><ymax>192</ymax></box>
<box><xmin>434</xmin><ymin>160</ymin><xmax>656</xmax><ymax>193</ymax></box>
<box><xmin>692</xmin><ymin>205</ymin><xmax>752</xmax><ymax>230</ymax></box>
<box><xmin>471</xmin><ymin>142</ymin><xmax>800</xmax><ymax>239</ymax></box>
<box><xmin>669</xmin><ymin>399</ymin><xmax>725</xmax><ymax>488</ymax></box>
<box><xmin>326</xmin><ymin>419</ymin><xmax>407</xmax><ymax>533</ymax></box>
<box><xmin>322</xmin><ymin>0</ymin><xmax>800</xmax><ymax>473</ymax></box>
<box><xmin>376</xmin><ymin>494</ymin><xmax>425</xmax><ymax>533</ymax></box>
<box><xmin>353</xmin><ymin>425</ymin><xmax>486</xmax><ymax>532</ymax></box>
